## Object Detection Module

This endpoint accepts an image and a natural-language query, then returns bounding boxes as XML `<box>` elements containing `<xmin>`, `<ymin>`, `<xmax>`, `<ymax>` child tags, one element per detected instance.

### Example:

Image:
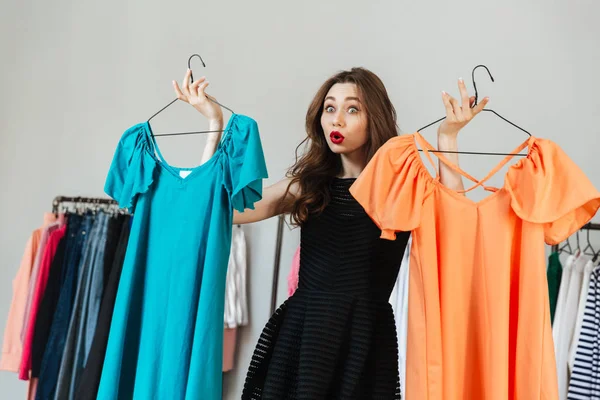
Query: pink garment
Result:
<box><xmin>222</xmin><ymin>327</ymin><xmax>237</xmax><ymax>372</ymax></box>
<box><xmin>27</xmin><ymin>378</ymin><xmax>37</xmax><ymax>400</ymax></box>
<box><xmin>287</xmin><ymin>246</ymin><xmax>301</xmax><ymax>297</ymax></box>
<box><xmin>22</xmin><ymin>214</ymin><xmax>65</xmax><ymax>341</ymax></box>
<box><xmin>0</xmin><ymin>213</ymin><xmax>56</xmax><ymax>372</ymax></box>
<box><xmin>19</xmin><ymin>226</ymin><xmax>66</xmax><ymax>380</ymax></box>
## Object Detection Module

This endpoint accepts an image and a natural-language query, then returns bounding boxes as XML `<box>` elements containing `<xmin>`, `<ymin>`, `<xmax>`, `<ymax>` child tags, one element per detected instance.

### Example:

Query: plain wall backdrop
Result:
<box><xmin>1</xmin><ymin>0</ymin><xmax>599</xmax><ymax>398</ymax></box>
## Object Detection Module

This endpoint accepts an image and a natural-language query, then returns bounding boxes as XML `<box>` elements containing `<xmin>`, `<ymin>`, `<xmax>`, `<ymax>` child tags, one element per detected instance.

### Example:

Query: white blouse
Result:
<box><xmin>224</xmin><ymin>226</ymin><xmax>248</xmax><ymax>328</ymax></box>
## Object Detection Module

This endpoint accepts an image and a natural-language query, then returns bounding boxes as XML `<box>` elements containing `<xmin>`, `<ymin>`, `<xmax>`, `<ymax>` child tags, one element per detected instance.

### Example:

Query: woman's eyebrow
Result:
<box><xmin>324</xmin><ymin>96</ymin><xmax>362</xmax><ymax>103</ymax></box>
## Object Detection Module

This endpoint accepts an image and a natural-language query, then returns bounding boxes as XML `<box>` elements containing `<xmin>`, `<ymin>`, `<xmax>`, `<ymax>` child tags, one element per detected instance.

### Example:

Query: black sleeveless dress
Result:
<box><xmin>242</xmin><ymin>177</ymin><xmax>409</xmax><ymax>399</ymax></box>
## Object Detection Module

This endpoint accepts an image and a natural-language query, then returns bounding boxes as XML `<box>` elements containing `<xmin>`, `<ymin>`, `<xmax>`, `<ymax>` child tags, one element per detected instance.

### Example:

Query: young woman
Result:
<box><xmin>174</xmin><ymin>67</ymin><xmax>488</xmax><ymax>399</ymax></box>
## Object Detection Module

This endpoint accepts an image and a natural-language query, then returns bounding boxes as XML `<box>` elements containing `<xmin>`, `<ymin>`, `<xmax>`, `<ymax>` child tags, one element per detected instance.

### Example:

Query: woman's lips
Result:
<box><xmin>330</xmin><ymin>131</ymin><xmax>345</xmax><ymax>144</ymax></box>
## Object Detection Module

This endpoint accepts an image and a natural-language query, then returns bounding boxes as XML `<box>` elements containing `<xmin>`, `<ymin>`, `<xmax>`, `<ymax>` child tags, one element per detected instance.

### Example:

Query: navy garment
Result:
<box><xmin>101</xmin><ymin>215</ymin><xmax>127</xmax><ymax>291</ymax></box>
<box><xmin>36</xmin><ymin>213</ymin><xmax>94</xmax><ymax>400</ymax></box>
<box><xmin>31</xmin><ymin>215</ymin><xmax>80</xmax><ymax>378</ymax></box>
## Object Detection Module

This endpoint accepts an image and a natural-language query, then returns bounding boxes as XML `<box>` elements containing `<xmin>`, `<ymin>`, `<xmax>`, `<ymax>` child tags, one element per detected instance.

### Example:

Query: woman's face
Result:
<box><xmin>320</xmin><ymin>82</ymin><xmax>368</xmax><ymax>155</ymax></box>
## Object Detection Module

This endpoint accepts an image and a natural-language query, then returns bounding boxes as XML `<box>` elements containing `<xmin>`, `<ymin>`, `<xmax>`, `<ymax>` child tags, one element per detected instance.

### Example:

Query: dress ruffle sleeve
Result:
<box><xmin>221</xmin><ymin>115</ymin><xmax>269</xmax><ymax>213</ymax></box>
<box><xmin>350</xmin><ymin>135</ymin><xmax>433</xmax><ymax>240</ymax></box>
<box><xmin>104</xmin><ymin>123</ymin><xmax>157</xmax><ymax>212</ymax></box>
<box><xmin>505</xmin><ymin>138</ymin><xmax>600</xmax><ymax>245</ymax></box>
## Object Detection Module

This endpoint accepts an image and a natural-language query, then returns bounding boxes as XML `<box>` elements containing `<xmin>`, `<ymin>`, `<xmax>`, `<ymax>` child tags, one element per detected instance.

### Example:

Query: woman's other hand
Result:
<box><xmin>173</xmin><ymin>68</ymin><xmax>223</xmax><ymax>123</ymax></box>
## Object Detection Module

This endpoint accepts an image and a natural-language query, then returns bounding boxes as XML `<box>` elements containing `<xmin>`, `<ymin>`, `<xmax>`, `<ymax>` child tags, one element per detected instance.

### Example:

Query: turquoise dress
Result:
<box><xmin>97</xmin><ymin>114</ymin><xmax>268</xmax><ymax>400</ymax></box>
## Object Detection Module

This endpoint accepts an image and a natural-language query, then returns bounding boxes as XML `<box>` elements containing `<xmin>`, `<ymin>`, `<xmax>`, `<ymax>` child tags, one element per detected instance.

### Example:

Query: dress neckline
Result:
<box><xmin>142</xmin><ymin>113</ymin><xmax>238</xmax><ymax>183</ymax></box>
<box><xmin>333</xmin><ymin>177</ymin><xmax>357</xmax><ymax>181</ymax></box>
<box><xmin>411</xmin><ymin>131</ymin><xmax>535</xmax><ymax>193</ymax></box>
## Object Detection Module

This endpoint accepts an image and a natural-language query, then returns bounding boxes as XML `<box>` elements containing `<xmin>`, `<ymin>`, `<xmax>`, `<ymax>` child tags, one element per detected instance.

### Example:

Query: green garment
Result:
<box><xmin>547</xmin><ymin>252</ymin><xmax>563</xmax><ymax>325</ymax></box>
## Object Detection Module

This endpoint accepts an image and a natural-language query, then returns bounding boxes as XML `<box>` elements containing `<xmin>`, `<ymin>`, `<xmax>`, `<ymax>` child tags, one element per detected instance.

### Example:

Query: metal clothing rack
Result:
<box><xmin>551</xmin><ymin>222</ymin><xmax>600</xmax><ymax>253</ymax></box>
<box><xmin>52</xmin><ymin>195</ymin><xmax>119</xmax><ymax>214</ymax></box>
<box><xmin>270</xmin><ymin>214</ymin><xmax>286</xmax><ymax>315</ymax></box>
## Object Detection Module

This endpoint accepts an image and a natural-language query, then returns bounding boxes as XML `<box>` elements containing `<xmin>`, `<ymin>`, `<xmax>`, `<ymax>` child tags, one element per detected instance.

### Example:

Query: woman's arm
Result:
<box><xmin>200</xmin><ymin>119</ymin><xmax>224</xmax><ymax>163</ymax></box>
<box><xmin>198</xmin><ymin>120</ymin><xmax>297</xmax><ymax>224</ymax></box>
<box><xmin>436</xmin><ymin>78</ymin><xmax>489</xmax><ymax>191</ymax></box>
<box><xmin>437</xmin><ymin>133</ymin><xmax>464</xmax><ymax>191</ymax></box>
<box><xmin>232</xmin><ymin>178</ymin><xmax>299</xmax><ymax>224</ymax></box>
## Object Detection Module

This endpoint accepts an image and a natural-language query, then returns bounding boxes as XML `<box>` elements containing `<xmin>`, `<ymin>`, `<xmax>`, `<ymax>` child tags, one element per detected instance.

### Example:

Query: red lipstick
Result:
<box><xmin>330</xmin><ymin>131</ymin><xmax>345</xmax><ymax>144</ymax></box>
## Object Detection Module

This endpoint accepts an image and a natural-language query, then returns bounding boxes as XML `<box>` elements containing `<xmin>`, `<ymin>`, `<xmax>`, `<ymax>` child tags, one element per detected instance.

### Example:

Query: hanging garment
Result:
<box><xmin>567</xmin><ymin>265</ymin><xmax>600</xmax><ymax>399</ymax></box>
<box><xmin>243</xmin><ymin>178</ymin><xmax>409</xmax><ymax>399</ymax></box>
<box><xmin>74</xmin><ymin>217</ymin><xmax>131</xmax><ymax>400</ymax></box>
<box><xmin>568</xmin><ymin>258</ymin><xmax>597</xmax><ymax>373</ymax></box>
<box><xmin>31</xmin><ymin>224</ymin><xmax>70</xmax><ymax>379</ymax></box>
<box><xmin>222</xmin><ymin>225</ymin><xmax>248</xmax><ymax>372</ymax></box>
<box><xmin>27</xmin><ymin>227</ymin><xmax>68</xmax><ymax>400</ymax></box>
<box><xmin>287</xmin><ymin>246</ymin><xmax>301</xmax><ymax>297</ymax></box>
<box><xmin>553</xmin><ymin>255</ymin><xmax>576</xmax><ymax>349</ymax></box>
<box><xmin>54</xmin><ymin>212</ymin><xmax>110</xmax><ymax>400</ymax></box>
<box><xmin>547</xmin><ymin>252</ymin><xmax>563</xmax><ymax>325</ymax></box>
<box><xmin>224</xmin><ymin>225</ymin><xmax>249</xmax><ymax>329</ymax></box>
<box><xmin>19</xmin><ymin>225</ymin><xmax>67</xmax><ymax>380</ymax></box>
<box><xmin>388</xmin><ymin>236</ymin><xmax>411</xmax><ymax>398</ymax></box>
<box><xmin>223</xmin><ymin>328</ymin><xmax>237</xmax><ymax>373</ymax></box>
<box><xmin>99</xmin><ymin>215</ymin><xmax>128</xmax><ymax>293</ymax></box>
<box><xmin>555</xmin><ymin>254</ymin><xmax>589</xmax><ymax>399</ymax></box>
<box><xmin>36</xmin><ymin>213</ymin><xmax>94</xmax><ymax>400</ymax></box>
<box><xmin>349</xmin><ymin>132</ymin><xmax>600</xmax><ymax>400</ymax></box>
<box><xmin>97</xmin><ymin>114</ymin><xmax>267</xmax><ymax>400</ymax></box>
<box><xmin>1</xmin><ymin>213</ymin><xmax>57</xmax><ymax>372</ymax></box>
<box><xmin>22</xmin><ymin>215</ymin><xmax>66</xmax><ymax>343</ymax></box>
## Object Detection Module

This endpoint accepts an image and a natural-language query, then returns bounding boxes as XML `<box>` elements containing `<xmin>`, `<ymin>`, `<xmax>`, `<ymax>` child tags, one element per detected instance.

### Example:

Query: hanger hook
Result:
<box><xmin>587</xmin><ymin>228</ymin><xmax>596</xmax><ymax>255</ymax></box>
<box><xmin>471</xmin><ymin>65</ymin><xmax>495</xmax><ymax>107</ymax></box>
<box><xmin>187</xmin><ymin>54</ymin><xmax>206</xmax><ymax>84</ymax></box>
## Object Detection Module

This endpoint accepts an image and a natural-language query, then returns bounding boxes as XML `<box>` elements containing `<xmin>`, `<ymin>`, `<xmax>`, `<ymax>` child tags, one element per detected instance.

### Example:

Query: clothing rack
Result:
<box><xmin>551</xmin><ymin>222</ymin><xmax>600</xmax><ymax>253</ymax></box>
<box><xmin>52</xmin><ymin>196</ymin><xmax>118</xmax><ymax>214</ymax></box>
<box><xmin>270</xmin><ymin>214</ymin><xmax>285</xmax><ymax>315</ymax></box>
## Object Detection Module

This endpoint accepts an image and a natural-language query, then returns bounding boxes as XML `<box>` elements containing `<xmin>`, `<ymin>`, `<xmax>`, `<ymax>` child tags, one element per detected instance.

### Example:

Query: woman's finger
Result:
<box><xmin>458</xmin><ymin>78</ymin><xmax>471</xmax><ymax>113</ymax></box>
<box><xmin>173</xmin><ymin>81</ymin><xmax>186</xmax><ymax>101</ymax></box>
<box><xmin>472</xmin><ymin>97</ymin><xmax>490</xmax><ymax>116</ymax></box>
<box><xmin>442</xmin><ymin>91</ymin><xmax>455</xmax><ymax>120</ymax></box>
<box><xmin>181</xmin><ymin>69</ymin><xmax>192</xmax><ymax>97</ymax></box>
<box><xmin>449</xmin><ymin>95</ymin><xmax>464</xmax><ymax>121</ymax></box>
<box><xmin>469</xmin><ymin>96</ymin><xmax>476</xmax><ymax>109</ymax></box>
<box><xmin>190</xmin><ymin>76</ymin><xmax>207</xmax><ymax>97</ymax></box>
<box><xmin>197</xmin><ymin>81</ymin><xmax>210</xmax><ymax>98</ymax></box>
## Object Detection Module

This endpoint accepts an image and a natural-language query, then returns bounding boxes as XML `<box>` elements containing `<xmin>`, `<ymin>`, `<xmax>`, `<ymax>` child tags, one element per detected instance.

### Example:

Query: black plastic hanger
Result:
<box><xmin>148</xmin><ymin>54</ymin><xmax>235</xmax><ymax>138</ymax></box>
<box><xmin>417</xmin><ymin>64</ymin><xmax>531</xmax><ymax>157</ymax></box>
<box><xmin>559</xmin><ymin>236</ymin><xmax>574</xmax><ymax>255</ymax></box>
<box><xmin>583</xmin><ymin>228</ymin><xmax>596</xmax><ymax>257</ymax></box>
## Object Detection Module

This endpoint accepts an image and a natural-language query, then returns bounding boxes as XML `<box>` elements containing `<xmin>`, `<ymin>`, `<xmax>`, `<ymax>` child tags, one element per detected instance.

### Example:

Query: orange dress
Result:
<box><xmin>349</xmin><ymin>132</ymin><xmax>600</xmax><ymax>400</ymax></box>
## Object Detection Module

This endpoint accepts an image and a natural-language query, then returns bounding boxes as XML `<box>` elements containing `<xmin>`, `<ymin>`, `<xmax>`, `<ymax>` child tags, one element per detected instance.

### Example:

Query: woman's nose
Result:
<box><xmin>332</xmin><ymin>111</ymin><xmax>344</xmax><ymax>127</ymax></box>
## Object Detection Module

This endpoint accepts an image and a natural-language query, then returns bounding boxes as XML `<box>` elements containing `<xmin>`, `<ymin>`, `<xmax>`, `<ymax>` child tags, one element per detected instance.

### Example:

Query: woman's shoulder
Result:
<box><xmin>278</xmin><ymin>177</ymin><xmax>301</xmax><ymax>198</ymax></box>
<box><xmin>384</xmin><ymin>133</ymin><xmax>415</xmax><ymax>149</ymax></box>
<box><xmin>258</xmin><ymin>177</ymin><xmax>300</xmax><ymax>205</ymax></box>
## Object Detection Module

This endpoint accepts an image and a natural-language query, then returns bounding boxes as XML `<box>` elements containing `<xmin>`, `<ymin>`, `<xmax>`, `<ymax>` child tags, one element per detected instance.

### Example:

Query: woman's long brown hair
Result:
<box><xmin>283</xmin><ymin>67</ymin><xmax>399</xmax><ymax>226</ymax></box>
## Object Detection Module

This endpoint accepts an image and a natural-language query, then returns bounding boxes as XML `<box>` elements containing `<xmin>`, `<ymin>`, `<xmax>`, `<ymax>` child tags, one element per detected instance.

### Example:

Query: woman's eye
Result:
<box><xmin>325</xmin><ymin>106</ymin><xmax>335</xmax><ymax>112</ymax></box>
<box><xmin>348</xmin><ymin>107</ymin><xmax>359</xmax><ymax>114</ymax></box>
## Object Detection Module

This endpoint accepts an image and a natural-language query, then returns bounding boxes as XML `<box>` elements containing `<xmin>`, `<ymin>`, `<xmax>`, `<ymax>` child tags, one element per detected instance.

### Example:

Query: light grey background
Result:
<box><xmin>1</xmin><ymin>0</ymin><xmax>599</xmax><ymax>398</ymax></box>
